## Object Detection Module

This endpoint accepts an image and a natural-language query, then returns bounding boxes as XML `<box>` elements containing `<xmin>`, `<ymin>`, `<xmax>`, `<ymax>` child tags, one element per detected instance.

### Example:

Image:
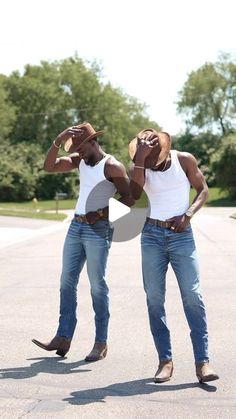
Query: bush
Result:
<box><xmin>0</xmin><ymin>140</ymin><xmax>79</xmax><ymax>201</ymax></box>
<box><xmin>211</xmin><ymin>134</ymin><xmax>236</xmax><ymax>198</ymax></box>
<box><xmin>0</xmin><ymin>141</ymin><xmax>41</xmax><ymax>201</ymax></box>
<box><xmin>36</xmin><ymin>171</ymin><xmax>78</xmax><ymax>200</ymax></box>
<box><xmin>173</xmin><ymin>132</ymin><xmax>222</xmax><ymax>186</ymax></box>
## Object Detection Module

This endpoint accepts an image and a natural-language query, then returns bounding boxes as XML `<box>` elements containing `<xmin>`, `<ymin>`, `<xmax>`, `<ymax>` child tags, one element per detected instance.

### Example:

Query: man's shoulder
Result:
<box><xmin>175</xmin><ymin>150</ymin><xmax>198</xmax><ymax>173</ymax></box>
<box><xmin>105</xmin><ymin>155</ymin><xmax>123</xmax><ymax>168</ymax></box>
<box><xmin>104</xmin><ymin>155</ymin><xmax>127</xmax><ymax>178</ymax></box>
<box><xmin>175</xmin><ymin>150</ymin><xmax>197</xmax><ymax>162</ymax></box>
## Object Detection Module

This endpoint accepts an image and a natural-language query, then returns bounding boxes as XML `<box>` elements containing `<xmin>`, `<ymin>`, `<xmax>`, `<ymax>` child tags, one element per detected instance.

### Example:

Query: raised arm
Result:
<box><xmin>44</xmin><ymin>127</ymin><xmax>81</xmax><ymax>173</ymax></box>
<box><xmin>129</xmin><ymin>138</ymin><xmax>158</xmax><ymax>199</ymax></box>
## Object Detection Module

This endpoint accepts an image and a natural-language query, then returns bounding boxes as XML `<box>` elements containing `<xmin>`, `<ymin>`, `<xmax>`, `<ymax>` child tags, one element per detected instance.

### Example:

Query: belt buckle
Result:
<box><xmin>157</xmin><ymin>220</ymin><xmax>169</xmax><ymax>228</ymax></box>
<box><xmin>75</xmin><ymin>215</ymin><xmax>87</xmax><ymax>223</ymax></box>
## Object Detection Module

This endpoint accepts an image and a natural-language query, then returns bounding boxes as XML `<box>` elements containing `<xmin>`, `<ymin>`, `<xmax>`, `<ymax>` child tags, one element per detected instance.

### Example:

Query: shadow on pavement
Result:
<box><xmin>63</xmin><ymin>378</ymin><xmax>217</xmax><ymax>405</ymax></box>
<box><xmin>0</xmin><ymin>357</ymin><xmax>91</xmax><ymax>379</ymax></box>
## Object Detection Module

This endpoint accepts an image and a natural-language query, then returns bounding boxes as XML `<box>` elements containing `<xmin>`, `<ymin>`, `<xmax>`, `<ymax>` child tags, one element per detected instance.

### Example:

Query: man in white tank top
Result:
<box><xmin>130</xmin><ymin>128</ymin><xmax>219</xmax><ymax>384</ymax></box>
<box><xmin>32</xmin><ymin>123</ymin><xmax>134</xmax><ymax>361</ymax></box>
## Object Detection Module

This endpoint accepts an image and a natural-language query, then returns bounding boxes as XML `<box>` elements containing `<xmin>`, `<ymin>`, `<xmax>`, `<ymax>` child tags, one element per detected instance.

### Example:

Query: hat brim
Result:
<box><xmin>128</xmin><ymin>131</ymin><xmax>171</xmax><ymax>167</ymax></box>
<box><xmin>64</xmin><ymin>131</ymin><xmax>104</xmax><ymax>153</ymax></box>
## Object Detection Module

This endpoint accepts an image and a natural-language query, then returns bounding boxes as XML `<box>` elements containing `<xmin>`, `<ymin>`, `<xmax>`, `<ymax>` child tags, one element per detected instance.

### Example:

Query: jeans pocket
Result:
<box><xmin>67</xmin><ymin>219</ymin><xmax>80</xmax><ymax>237</ymax></box>
<box><xmin>142</xmin><ymin>222</ymin><xmax>154</xmax><ymax>234</ymax></box>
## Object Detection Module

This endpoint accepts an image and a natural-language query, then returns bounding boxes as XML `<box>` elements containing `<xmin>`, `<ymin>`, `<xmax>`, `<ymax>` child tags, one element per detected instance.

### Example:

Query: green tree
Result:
<box><xmin>0</xmin><ymin>140</ymin><xmax>79</xmax><ymax>202</ymax></box>
<box><xmin>4</xmin><ymin>62</ymin><xmax>71</xmax><ymax>147</ymax></box>
<box><xmin>0</xmin><ymin>141</ymin><xmax>42</xmax><ymax>201</ymax></box>
<box><xmin>3</xmin><ymin>55</ymin><xmax>160</xmax><ymax>156</ymax></box>
<box><xmin>173</xmin><ymin>132</ymin><xmax>222</xmax><ymax>185</ymax></box>
<box><xmin>36</xmin><ymin>171</ymin><xmax>78</xmax><ymax>200</ymax></box>
<box><xmin>0</xmin><ymin>54</ymin><xmax>161</xmax><ymax>201</ymax></box>
<box><xmin>0</xmin><ymin>75</ymin><xmax>16</xmax><ymax>141</ymax></box>
<box><xmin>90</xmin><ymin>83</ymin><xmax>160</xmax><ymax>164</ymax></box>
<box><xmin>177</xmin><ymin>54</ymin><xmax>236</xmax><ymax>135</ymax></box>
<box><xmin>211</xmin><ymin>133</ymin><xmax>236</xmax><ymax>197</ymax></box>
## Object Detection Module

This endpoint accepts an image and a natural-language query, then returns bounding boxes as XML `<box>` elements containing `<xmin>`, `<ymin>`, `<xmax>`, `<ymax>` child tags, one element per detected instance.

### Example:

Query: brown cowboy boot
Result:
<box><xmin>196</xmin><ymin>362</ymin><xmax>219</xmax><ymax>383</ymax></box>
<box><xmin>85</xmin><ymin>342</ymin><xmax>108</xmax><ymax>362</ymax></box>
<box><xmin>154</xmin><ymin>360</ymin><xmax>174</xmax><ymax>383</ymax></box>
<box><xmin>32</xmin><ymin>336</ymin><xmax>71</xmax><ymax>357</ymax></box>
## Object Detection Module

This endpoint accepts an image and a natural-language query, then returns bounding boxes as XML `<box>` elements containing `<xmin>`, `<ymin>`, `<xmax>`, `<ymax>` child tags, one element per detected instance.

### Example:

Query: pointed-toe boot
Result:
<box><xmin>154</xmin><ymin>360</ymin><xmax>174</xmax><ymax>383</ymax></box>
<box><xmin>85</xmin><ymin>342</ymin><xmax>108</xmax><ymax>362</ymax></box>
<box><xmin>32</xmin><ymin>336</ymin><xmax>71</xmax><ymax>357</ymax></box>
<box><xmin>196</xmin><ymin>362</ymin><xmax>219</xmax><ymax>383</ymax></box>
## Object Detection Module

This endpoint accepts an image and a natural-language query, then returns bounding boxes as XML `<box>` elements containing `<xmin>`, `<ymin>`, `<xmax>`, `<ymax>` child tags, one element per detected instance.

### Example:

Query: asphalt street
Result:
<box><xmin>0</xmin><ymin>208</ymin><xmax>235</xmax><ymax>418</ymax></box>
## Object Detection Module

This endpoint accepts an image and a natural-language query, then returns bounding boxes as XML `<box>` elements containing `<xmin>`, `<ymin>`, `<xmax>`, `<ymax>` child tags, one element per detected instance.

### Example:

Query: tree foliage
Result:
<box><xmin>173</xmin><ymin>132</ymin><xmax>222</xmax><ymax>186</ymax></box>
<box><xmin>1</xmin><ymin>53</ymin><xmax>236</xmax><ymax>202</ymax></box>
<box><xmin>0</xmin><ymin>141</ymin><xmax>42</xmax><ymax>201</ymax></box>
<box><xmin>0</xmin><ymin>140</ymin><xmax>78</xmax><ymax>201</ymax></box>
<box><xmin>0</xmin><ymin>75</ymin><xmax>16</xmax><ymax>141</ymax></box>
<box><xmin>177</xmin><ymin>54</ymin><xmax>236</xmax><ymax>136</ymax></box>
<box><xmin>211</xmin><ymin>133</ymin><xmax>236</xmax><ymax>197</ymax></box>
<box><xmin>0</xmin><ymin>55</ymin><xmax>160</xmax><ymax>201</ymax></box>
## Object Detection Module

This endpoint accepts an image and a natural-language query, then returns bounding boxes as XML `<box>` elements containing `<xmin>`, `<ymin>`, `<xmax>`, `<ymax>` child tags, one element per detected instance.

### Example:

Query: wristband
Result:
<box><xmin>185</xmin><ymin>208</ymin><xmax>194</xmax><ymax>218</ymax></box>
<box><xmin>53</xmin><ymin>140</ymin><xmax>61</xmax><ymax>149</ymax></box>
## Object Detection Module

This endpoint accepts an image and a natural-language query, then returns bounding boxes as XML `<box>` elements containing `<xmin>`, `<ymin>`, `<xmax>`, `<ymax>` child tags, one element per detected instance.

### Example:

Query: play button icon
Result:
<box><xmin>108</xmin><ymin>198</ymin><xmax>131</xmax><ymax>222</ymax></box>
<box><xmin>85</xmin><ymin>179</ymin><xmax>150</xmax><ymax>242</ymax></box>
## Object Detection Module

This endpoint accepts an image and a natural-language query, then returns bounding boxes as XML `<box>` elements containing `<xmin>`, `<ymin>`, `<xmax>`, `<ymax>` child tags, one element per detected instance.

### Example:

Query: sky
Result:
<box><xmin>0</xmin><ymin>0</ymin><xmax>235</xmax><ymax>135</ymax></box>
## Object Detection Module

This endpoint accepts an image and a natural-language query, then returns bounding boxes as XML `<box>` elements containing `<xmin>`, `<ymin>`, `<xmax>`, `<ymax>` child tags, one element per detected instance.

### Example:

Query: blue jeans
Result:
<box><xmin>56</xmin><ymin>219</ymin><xmax>113</xmax><ymax>342</ymax></box>
<box><xmin>141</xmin><ymin>222</ymin><xmax>209</xmax><ymax>364</ymax></box>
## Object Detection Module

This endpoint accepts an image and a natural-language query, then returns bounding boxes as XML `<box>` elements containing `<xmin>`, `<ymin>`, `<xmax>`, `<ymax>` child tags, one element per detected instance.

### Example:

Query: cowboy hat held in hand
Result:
<box><xmin>64</xmin><ymin>122</ymin><xmax>104</xmax><ymax>153</ymax></box>
<box><xmin>128</xmin><ymin>128</ymin><xmax>171</xmax><ymax>168</ymax></box>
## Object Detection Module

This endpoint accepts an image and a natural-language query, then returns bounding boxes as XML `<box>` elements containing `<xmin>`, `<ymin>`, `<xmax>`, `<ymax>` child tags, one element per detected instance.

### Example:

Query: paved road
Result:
<box><xmin>0</xmin><ymin>208</ymin><xmax>235</xmax><ymax>418</ymax></box>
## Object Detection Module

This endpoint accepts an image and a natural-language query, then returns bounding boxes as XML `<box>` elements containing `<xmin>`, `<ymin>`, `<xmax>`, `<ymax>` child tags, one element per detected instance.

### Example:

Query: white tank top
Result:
<box><xmin>144</xmin><ymin>150</ymin><xmax>190</xmax><ymax>220</ymax></box>
<box><xmin>75</xmin><ymin>154</ymin><xmax>117</xmax><ymax>214</ymax></box>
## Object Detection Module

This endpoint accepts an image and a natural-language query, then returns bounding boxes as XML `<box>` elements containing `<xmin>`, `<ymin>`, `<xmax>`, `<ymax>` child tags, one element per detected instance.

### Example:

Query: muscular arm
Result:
<box><xmin>44</xmin><ymin>145</ymin><xmax>80</xmax><ymax>173</ymax></box>
<box><xmin>178</xmin><ymin>152</ymin><xmax>209</xmax><ymax>215</ymax></box>
<box><xmin>43</xmin><ymin>127</ymin><xmax>81</xmax><ymax>172</ymax></box>
<box><xmin>105</xmin><ymin>159</ymin><xmax>135</xmax><ymax>207</ymax></box>
<box><xmin>168</xmin><ymin>152</ymin><xmax>209</xmax><ymax>233</ymax></box>
<box><xmin>85</xmin><ymin>158</ymin><xmax>135</xmax><ymax>225</ymax></box>
<box><xmin>129</xmin><ymin>136</ymin><xmax>158</xmax><ymax>199</ymax></box>
<box><xmin>129</xmin><ymin>163</ymin><xmax>145</xmax><ymax>199</ymax></box>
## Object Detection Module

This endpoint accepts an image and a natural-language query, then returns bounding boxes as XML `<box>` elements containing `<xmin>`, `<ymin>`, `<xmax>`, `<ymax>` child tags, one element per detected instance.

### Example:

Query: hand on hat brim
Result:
<box><xmin>135</xmin><ymin>138</ymin><xmax>160</xmax><ymax>160</ymax></box>
<box><xmin>64</xmin><ymin>136</ymin><xmax>91</xmax><ymax>153</ymax></box>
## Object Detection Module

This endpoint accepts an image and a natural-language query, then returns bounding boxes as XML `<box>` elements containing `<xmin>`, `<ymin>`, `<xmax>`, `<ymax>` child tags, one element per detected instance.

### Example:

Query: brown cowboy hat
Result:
<box><xmin>128</xmin><ymin>128</ymin><xmax>171</xmax><ymax>167</ymax></box>
<box><xmin>64</xmin><ymin>122</ymin><xmax>104</xmax><ymax>153</ymax></box>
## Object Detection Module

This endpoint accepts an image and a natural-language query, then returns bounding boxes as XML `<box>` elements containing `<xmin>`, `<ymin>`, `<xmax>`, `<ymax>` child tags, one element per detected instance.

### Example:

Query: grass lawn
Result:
<box><xmin>0</xmin><ymin>199</ymin><xmax>72</xmax><ymax>221</ymax></box>
<box><xmin>0</xmin><ymin>188</ymin><xmax>235</xmax><ymax>221</ymax></box>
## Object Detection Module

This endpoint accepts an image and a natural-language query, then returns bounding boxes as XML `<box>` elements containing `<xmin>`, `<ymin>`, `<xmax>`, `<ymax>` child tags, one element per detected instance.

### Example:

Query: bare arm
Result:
<box><xmin>44</xmin><ymin>149</ymin><xmax>80</xmax><ymax>173</ymax></box>
<box><xmin>84</xmin><ymin>159</ymin><xmax>134</xmax><ymax>225</ymax></box>
<box><xmin>129</xmin><ymin>138</ymin><xmax>158</xmax><ymax>199</ymax></box>
<box><xmin>129</xmin><ymin>163</ymin><xmax>145</xmax><ymax>200</ymax></box>
<box><xmin>167</xmin><ymin>152</ymin><xmax>208</xmax><ymax>232</ymax></box>
<box><xmin>106</xmin><ymin>159</ymin><xmax>135</xmax><ymax>207</ymax></box>
<box><xmin>44</xmin><ymin>127</ymin><xmax>82</xmax><ymax>172</ymax></box>
<box><xmin>178</xmin><ymin>152</ymin><xmax>209</xmax><ymax>215</ymax></box>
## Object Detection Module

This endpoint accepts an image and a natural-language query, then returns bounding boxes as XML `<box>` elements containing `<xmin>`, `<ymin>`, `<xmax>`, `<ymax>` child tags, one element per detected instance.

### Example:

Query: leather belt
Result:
<box><xmin>74</xmin><ymin>214</ymin><xmax>108</xmax><ymax>224</ymax></box>
<box><xmin>146</xmin><ymin>217</ymin><xmax>172</xmax><ymax>228</ymax></box>
<box><xmin>74</xmin><ymin>215</ymin><xmax>89</xmax><ymax>224</ymax></box>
